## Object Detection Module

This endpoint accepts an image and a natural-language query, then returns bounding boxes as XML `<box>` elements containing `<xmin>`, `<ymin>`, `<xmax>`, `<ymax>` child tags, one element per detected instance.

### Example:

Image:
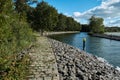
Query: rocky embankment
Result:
<box><xmin>49</xmin><ymin>39</ymin><xmax>120</xmax><ymax>80</ymax></box>
<box><xmin>89</xmin><ymin>33</ymin><xmax>120</xmax><ymax>41</ymax></box>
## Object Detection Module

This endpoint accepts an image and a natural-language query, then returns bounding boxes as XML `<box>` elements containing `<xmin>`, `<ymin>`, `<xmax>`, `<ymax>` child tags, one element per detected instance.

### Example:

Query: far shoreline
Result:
<box><xmin>88</xmin><ymin>33</ymin><xmax>120</xmax><ymax>41</ymax></box>
<box><xmin>44</xmin><ymin>31</ymin><xmax>80</xmax><ymax>36</ymax></box>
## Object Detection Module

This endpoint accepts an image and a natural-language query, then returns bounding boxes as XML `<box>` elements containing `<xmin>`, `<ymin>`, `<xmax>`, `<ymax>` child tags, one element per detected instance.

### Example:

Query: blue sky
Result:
<box><xmin>40</xmin><ymin>0</ymin><xmax>101</xmax><ymax>14</ymax></box>
<box><xmin>37</xmin><ymin>0</ymin><xmax>120</xmax><ymax>27</ymax></box>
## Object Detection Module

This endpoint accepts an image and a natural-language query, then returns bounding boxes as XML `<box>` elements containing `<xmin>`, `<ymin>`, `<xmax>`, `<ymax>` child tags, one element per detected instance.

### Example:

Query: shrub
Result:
<box><xmin>0</xmin><ymin>0</ymin><xmax>35</xmax><ymax>79</ymax></box>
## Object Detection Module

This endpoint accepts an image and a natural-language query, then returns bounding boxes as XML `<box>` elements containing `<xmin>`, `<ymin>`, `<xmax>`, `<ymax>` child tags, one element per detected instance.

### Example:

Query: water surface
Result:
<box><xmin>49</xmin><ymin>32</ymin><xmax>120</xmax><ymax>67</ymax></box>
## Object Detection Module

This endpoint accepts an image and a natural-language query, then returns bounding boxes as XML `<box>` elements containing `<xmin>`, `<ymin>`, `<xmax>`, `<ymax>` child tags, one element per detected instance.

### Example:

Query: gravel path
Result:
<box><xmin>27</xmin><ymin>35</ymin><xmax>59</xmax><ymax>80</ymax></box>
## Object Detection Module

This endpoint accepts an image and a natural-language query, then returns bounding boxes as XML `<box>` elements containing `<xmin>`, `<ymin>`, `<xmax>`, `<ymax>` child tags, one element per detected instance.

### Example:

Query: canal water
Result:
<box><xmin>49</xmin><ymin>32</ymin><xmax>120</xmax><ymax>67</ymax></box>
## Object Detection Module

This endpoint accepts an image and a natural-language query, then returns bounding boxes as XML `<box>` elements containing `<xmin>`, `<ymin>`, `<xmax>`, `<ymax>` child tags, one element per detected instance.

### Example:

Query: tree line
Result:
<box><xmin>105</xmin><ymin>27</ymin><xmax>120</xmax><ymax>32</ymax></box>
<box><xmin>14</xmin><ymin>0</ymin><xmax>105</xmax><ymax>34</ymax></box>
<box><xmin>81</xmin><ymin>16</ymin><xmax>120</xmax><ymax>33</ymax></box>
<box><xmin>27</xmin><ymin>1</ymin><xmax>81</xmax><ymax>34</ymax></box>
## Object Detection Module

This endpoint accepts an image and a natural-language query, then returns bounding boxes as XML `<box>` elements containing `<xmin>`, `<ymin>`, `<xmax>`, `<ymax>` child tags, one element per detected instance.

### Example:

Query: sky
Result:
<box><xmin>37</xmin><ymin>0</ymin><xmax>120</xmax><ymax>27</ymax></box>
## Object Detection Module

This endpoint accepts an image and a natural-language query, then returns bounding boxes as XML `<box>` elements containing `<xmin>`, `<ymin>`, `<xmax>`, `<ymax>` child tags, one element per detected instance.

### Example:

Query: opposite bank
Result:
<box><xmin>89</xmin><ymin>33</ymin><xmax>120</xmax><ymax>41</ymax></box>
<box><xmin>49</xmin><ymin>38</ymin><xmax>120</xmax><ymax>80</ymax></box>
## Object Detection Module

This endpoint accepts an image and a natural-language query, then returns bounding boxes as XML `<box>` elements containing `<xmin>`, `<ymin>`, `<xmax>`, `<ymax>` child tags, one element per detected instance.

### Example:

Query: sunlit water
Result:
<box><xmin>49</xmin><ymin>32</ymin><xmax>120</xmax><ymax>67</ymax></box>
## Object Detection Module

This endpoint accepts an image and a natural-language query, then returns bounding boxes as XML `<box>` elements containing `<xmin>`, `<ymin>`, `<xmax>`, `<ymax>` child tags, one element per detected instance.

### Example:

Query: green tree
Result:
<box><xmin>0</xmin><ymin>0</ymin><xmax>34</xmax><ymax>60</ymax></box>
<box><xmin>0</xmin><ymin>0</ymin><xmax>34</xmax><ymax>79</ymax></box>
<box><xmin>55</xmin><ymin>13</ymin><xmax>67</xmax><ymax>31</ymax></box>
<box><xmin>74</xmin><ymin>22</ymin><xmax>81</xmax><ymax>31</ymax></box>
<box><xmin>14</xmin><ymin>0</ymin><xmax>37</xmax><ymax>11</ymax></box>
<box><xmin>66</xmin><ymin>17</ymin><xmax>74</xmax><ymax>31</ymax></box>
<box><xmin>14</xmin><ymin>0</ymin><xmax>37</xmax><ymax>18</ymax></box>
<box><xmin>26</xmin><ymin>7</ymin><xmax>35</xmax><ymax>27</ymax></box>
<box><xmin>105</xmin><ymin>27</ymin><xmax>120</xmax><ymax>32</ymax></box>
<box><xmin>81</xmin><ymin>24</ymin><xmax>90</xmax><ymax>32</ymax></box>
<box><xmin>65</xmin><ymin>17</ymin><xmax>81</xmax><ymax>31</ymax></box>
<box><xmin>33</xmin><ymin>1</ymin><xmax>58</xmax><ymax>34</ymax></box>
<box><xmin>89</xmin><ymin>16</ymin><xmax>104</xmax><ymax>33</ymax></box>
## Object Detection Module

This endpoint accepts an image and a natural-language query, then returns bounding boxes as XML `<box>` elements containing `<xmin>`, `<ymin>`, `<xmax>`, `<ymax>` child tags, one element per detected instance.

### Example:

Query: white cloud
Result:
<box><xmin>73</xmin><ymin>0</ymin><xmax>120</xmax><ymax>26</ymax></box>
<box><xmin>109</xmin><ymin>19</ymin><xmax>120</xmax><ymax>26</ymax></box>
<box><xmin>64</xmin><ymin>13</ymin><xmax>71</xmax><ymax>17</ymax></box>
<box><xmin>73</xmin><ymin>12</ymin><xmax>82</xmax><ymax>18</ymax></box>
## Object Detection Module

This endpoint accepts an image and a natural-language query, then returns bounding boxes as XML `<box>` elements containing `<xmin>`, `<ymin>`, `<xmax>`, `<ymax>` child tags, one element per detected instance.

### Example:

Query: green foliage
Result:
<box><xmin>55</xmin><ymin>13</ymin><xmax>81</xmax><ymax>31</ymax></box>
<box><xmin>0</xmin><ymin>0</ymin><xmax>35</xmax><ymax>79</ymax></box>
<box><xmin>89</xmin><ymin>16</ymin><xmax>105</xmax><ymax>34</ymax></box>
<box><xmin>81</xmin><ymin>24</ymin><xmax>90</xmax><ymax>32</ymax></box>
<box><xmin>14</xmin><ymin>0</ymin><xmax>38</xmax><ymax>13</ymax></box>
<box><xmin>27</xmin><ymin>1</ymin><xmax>81</xmax><ymax>32</ymax></box>
<box><xmin>65</xmin><ymin>17</ymin><xmax>81</xmax><ymax>31</ymax></box>
<box><xmin>26</xmin><ymin>7</ymin><xmax>35</xmax><ymax>26</ymax></box>
<box><xmin>54</xmin><ymin>14</ymin><xmax>81</xmax><ymax>31</ymax></box>
<box><xmin>33</xmin><ymin>1</ymin><xmax>58</xmax><ymax>32</ymax></box>
<box><xmin>55</xmin><ymin>13</ymin><xmax>67</xmax><ymax>31</ymax></box>
<box><xmin>105</xmin><ymin>27</ymin><xmax>120</xmax><ymax>32</ymax></box>
<box><xmin>0</xmin><ymin>54</ymin><xmax>30</xmax><ymax>80</ymax></box>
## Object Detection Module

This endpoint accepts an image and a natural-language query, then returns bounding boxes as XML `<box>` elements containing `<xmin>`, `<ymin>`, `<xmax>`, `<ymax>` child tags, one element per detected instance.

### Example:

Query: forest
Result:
<box><xmin>27</xmin><ymin>1</ymin><xmax>82</xmax><ymax>32</ymax></box>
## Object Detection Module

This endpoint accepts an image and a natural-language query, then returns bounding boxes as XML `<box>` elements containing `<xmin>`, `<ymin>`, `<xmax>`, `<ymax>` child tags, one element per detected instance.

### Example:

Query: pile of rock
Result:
<box><xmin>17</xmin><ymin>45</ymin><xmax>34</xmax><ymax>60</ymax></box>
<box><xmin>50</xmin><ymin>39</ymin><xmax>120</xmax><ymax>80</ymax></box>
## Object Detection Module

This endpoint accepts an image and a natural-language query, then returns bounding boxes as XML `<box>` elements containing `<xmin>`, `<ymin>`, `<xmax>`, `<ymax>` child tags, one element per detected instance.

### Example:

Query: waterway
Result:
<box><xmin>49</xmin><ymin>32</ymin><xmax>120</xmax><ymax>67</ymax></box>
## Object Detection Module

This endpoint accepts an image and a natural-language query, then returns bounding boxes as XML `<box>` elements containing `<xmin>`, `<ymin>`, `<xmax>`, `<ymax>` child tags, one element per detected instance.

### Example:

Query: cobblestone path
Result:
<box><xmin>27</xmin><ymin>36</ymin><xmax>59</xmax><ymax>80</ymax></box>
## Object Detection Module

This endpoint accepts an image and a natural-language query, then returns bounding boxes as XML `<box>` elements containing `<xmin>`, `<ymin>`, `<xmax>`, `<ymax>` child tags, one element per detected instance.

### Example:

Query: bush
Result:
<box><xmin>0</xmin><ymin>0</ymin><xmax>35</xmax><ymax>79</ymax></box>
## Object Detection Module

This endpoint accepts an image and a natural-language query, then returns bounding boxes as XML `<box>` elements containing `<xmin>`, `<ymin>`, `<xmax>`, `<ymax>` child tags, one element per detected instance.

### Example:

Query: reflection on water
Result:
<box><xmin>49</xmin><ymin>32</ymin><xmax>120</xmax><ymax>67</ymax></box>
